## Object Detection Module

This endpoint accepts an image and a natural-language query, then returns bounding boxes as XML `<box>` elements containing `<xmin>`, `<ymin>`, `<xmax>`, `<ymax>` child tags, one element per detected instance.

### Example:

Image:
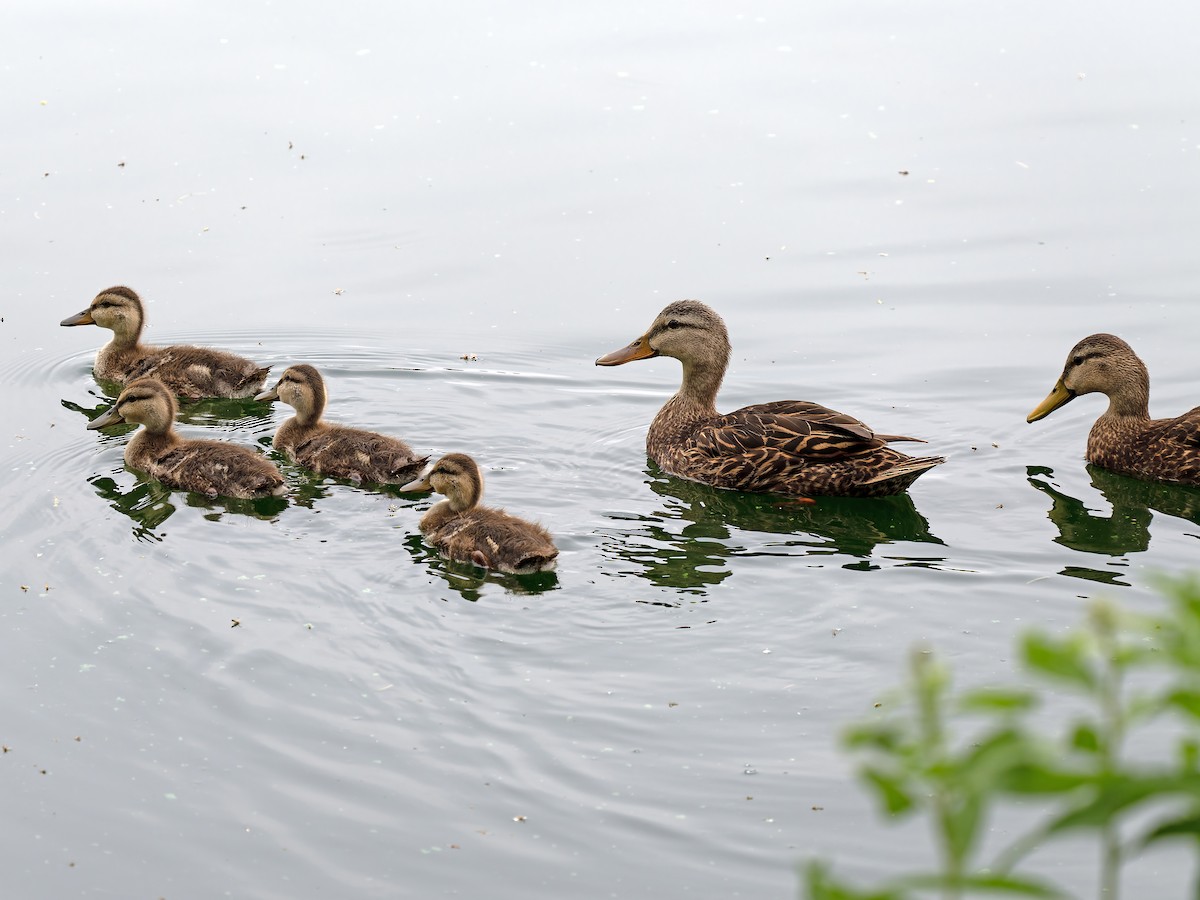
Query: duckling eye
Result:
<box><xmin>666</xmin><ymin>319</ymin><xmax>682</xmax><ymax>330</ymax></box>
<box><xmin>1071</xmin><ymin>355</ymin><xmax>1084</xmax><ymax>367</ymax></box>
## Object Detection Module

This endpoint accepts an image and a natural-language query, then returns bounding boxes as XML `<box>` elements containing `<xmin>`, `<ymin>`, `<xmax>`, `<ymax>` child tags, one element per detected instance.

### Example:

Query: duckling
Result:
<box><xmin>400</xmin><ymin>453</ymin><xmax>558</xmax><ymax>574</ymax></box>
<box><xmin>254</xmin><ymin>364</ymin><xmax>427</xmax><ymax>484</ymax></box>
<box><xmin>1027</xmin><ymin>333</ymin><xmax>1200</xmax><ymax>485</ymax></box>
<box><xmin>61</xmin><ymin>286</ymin><xmax>269</xmax><ymax>400</ymax></box>
<box><xmin>87</xmin><ymin>377</ymin><xmax>286</xmax><ymax>499</ymax></box>
<box><xmin>596</xmin><ymin>300</ymin><xmax>944</xmax><ymax>497</ymax></box>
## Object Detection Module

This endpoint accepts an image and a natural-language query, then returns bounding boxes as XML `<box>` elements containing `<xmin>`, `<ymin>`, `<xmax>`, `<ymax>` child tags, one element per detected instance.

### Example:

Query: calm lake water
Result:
<box><xmin>5</xmin><ymin>1</ymin><xmax>1200</xmax><ymax>897</ymax></box>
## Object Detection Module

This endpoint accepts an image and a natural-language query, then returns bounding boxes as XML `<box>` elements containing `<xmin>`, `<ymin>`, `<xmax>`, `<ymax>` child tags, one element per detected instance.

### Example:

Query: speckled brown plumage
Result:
<box><xmin>596</xmin><ymin>300</ymin><xmax>944</xmax><ymax>498</ymax></box>
<box><xmin>1028</xmin><ymin>333</ymin><xmax>1200</xmax><ymax>485</ymax></box>
<box><xmin>87</xmin><ymin>377</ymin><xmax>286</xmax><ymax>500</ymax></box>
<box><xmin>401</xmin><ymin>453</ymin><xmax>558</xmax><ymax>574</ymax></box>
<box><xmin>61</xmin><ymin>286</ymin><xmax>269</xmax><ymax>400</ymax></box>
<box><xmin>255</xmin><ymin>364</ymin><xmax>427</xmax><ymax>485</ymax></box>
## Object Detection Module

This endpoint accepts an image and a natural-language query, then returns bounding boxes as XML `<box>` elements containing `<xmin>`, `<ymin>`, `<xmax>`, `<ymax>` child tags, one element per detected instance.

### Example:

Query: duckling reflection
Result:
<box><xmin>88</xmin><ymin>472</ymin><xmax>287</xmax><ymax>541</ymax></box>
<box><xmin>1028</xmin><ymin>464</ymin><xmax>1200</xmax><ymax>557</ymax></box>
<box><xmin>401</xmin><ymin>533</ymin><xmax>559</xmax><ymax>600</ymax></box>
<box><xmin>600</xmin><ymin>465</ymin><xmax>945</xmax><ymax>591</ymax></box>
<box><xmin>62</xmin><ymin>393</ymin><xmax>276</xmax><ymax>430</ymax></box>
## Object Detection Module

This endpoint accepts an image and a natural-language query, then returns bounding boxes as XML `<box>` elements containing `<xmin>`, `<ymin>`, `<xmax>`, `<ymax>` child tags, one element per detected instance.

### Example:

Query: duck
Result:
<box><xmin>400</xmin><ymin>453</ymin><xmax>558</xmax><ymax>573</ymax></box>
<box><xmin>254</xmin><ymin>364</ymin><xmax>427</xmax><ymax>484</ymax></box>
<box><xmin>60</xmin><ymin>286</ymin><xmax>269</xmax><ymax>400</ymax></box>
<box><xmin>595</xmin><ymin>299</ymin><xmax>944</xmax><ymax>497</ymax></box>
<box><xmin>1027</xmin><ymin>333</ymin><xmax>1200</xmax><ymax>485</ymax></box>
<box><xmin>87</xmin><ymin>377</ymin><xmax>286</xmax><ymax>499</ymax></box>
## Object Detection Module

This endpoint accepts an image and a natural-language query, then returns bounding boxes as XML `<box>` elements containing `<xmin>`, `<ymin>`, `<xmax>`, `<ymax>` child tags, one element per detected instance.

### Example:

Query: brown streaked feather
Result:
<box><xmin>596</xmin><ymin>300</ymin><xmax>943</xmax><ymax>497</ymax></box>
<box><xmin>125</xmin><ymin>348</ymin><xmax>270</xmax><ymax>401</ymax></box>
<box><xmin>93</xmin><ymin>377</ymin><xmax>285</xmax><ymax>500</ymax></box>
<box><xmin>405</xmin><ymin>453</ymin><xmax>558</xmax><ymax>574</ymax></box>
<box><xmin>278</xmin><ymin>422</ymin><xmax>428</xmax><ymax>484</ymax></box>
<box><xmin>1029</xmin><ymin>334</ymin><xmax>1200</xmax><ymax>486</ymax></box>
<box><xmin>259</xmin><ymin>364</ymin><xmax>427</xmax><ymax>485</ymax></box>
<box><xmin>63</xmin><ymin>286</ymin><xmax>269</xmax><ymax>400</ymax></box>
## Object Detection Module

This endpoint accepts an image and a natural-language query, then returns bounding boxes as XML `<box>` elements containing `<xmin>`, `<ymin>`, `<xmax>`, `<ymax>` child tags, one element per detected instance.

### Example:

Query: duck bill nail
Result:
<box><xmin>1027</xmin><ymin>380</ymin><xmax>1075</xmax><ymax>423</ymax></box>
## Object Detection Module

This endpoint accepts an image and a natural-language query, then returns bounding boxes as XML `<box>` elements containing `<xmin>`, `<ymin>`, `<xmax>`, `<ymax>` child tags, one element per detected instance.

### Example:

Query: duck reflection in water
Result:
<box><xmin>600</xmin><ymin>464</ymin><xmax>945</xmax><ymax>593</ymax></box>
<box><xmin>401</xmin><ymin>533</ymin><xmax>559</xmax><ymax>601</ymax></box>
<box><xmin>87</xmin><ymin>473</ymin><xmax>287</xmax><ymax>541</ymax></box>
<box><xmin>1028</xmin><ymin>464</ymin><xmax>1200</xmax><ymax>562</ymax></box>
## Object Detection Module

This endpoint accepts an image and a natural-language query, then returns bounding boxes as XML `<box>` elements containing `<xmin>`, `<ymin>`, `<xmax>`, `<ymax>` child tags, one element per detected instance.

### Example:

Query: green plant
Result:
<box><xmin>804</xmin><ymin>576</ymin><xmax>1200</xmax><ymax>900</ymax></box>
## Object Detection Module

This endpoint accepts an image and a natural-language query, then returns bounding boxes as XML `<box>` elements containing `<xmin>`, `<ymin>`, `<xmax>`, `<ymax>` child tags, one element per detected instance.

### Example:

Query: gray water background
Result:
<box><xmin>4</xmin><ymin>1</ymin><xmax>1200</xmax><ymax>897</ymax></box>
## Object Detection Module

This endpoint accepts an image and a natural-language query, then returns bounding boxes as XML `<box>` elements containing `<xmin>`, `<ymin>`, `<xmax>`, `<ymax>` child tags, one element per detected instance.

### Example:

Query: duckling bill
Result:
<box><xmin>401</xmin><ymin>453</ymin><xmax>558</xmax><ymax>574</ymax></box>
<box><xmin>61</xmin><ymin>286</ymin><xmax>269</xmax><ymax>400</ymax></box>
<box><xmin>1028</xmin><ymin>333</ymin><xmax>1200</xmax><ymax>485</ymax></box>
<box><xmin>255</xmin><ymin>364</ymin><xmax>427</xmax><ymax>485</ymax></box>
<box><xmin>596</xmin><ymin>300</ymin><xmax>944</xmax><ymax>497</ymax></box>
<box><xmin>88</xmin><ymin>377</ymin><xmax>286</xmax><ymax>500</ymax></box>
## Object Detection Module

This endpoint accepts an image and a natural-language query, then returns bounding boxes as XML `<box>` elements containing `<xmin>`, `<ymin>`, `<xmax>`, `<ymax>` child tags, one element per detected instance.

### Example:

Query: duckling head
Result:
<box><xmin>596</xmin><ymin>299</ymin><xmax>731</xmax><ymax>376</ymax></box>
<box><xmin>61</xmin><ymin>286</ymin><xmax>145</xmax><ymax>345</ymax></box>
<box><xmin>88</xmin><ymin>377</ymin><xmax>178</xmax><ymax>433</ymax></box>
<box><xmin>400</xmin><ymin>452</ymin><xmax>483</xmax><ymax>511</ymax></box>
<box><xmin>1028</xmin><ymin>333</ymin><xmax>1150</xmax><ymax>422</ymax></box>
<box><xmin>255</xmin><ymin>364</ymin><xmax>327</xmax><ymax>425</ymax></box>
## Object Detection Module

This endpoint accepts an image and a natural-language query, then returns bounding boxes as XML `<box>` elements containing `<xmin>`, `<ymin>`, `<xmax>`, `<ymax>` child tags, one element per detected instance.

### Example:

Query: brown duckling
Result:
<box><xmin>61</xmin><ymin>286</ymin><xmax>269</xmax><ymax>400</ymax></box>
<box><xmin>1027</xmin><ymin>333</ymin><xmax>1200</xmax><ymax>485</ymax></box>
<box><xmin>400</xmin><ymin>453</ymin><xmax>558</xmax><ymax>574</ymax></box>
<box><xmin>596</xmin><ymin>300</ymin><xmax>944</xmax><ymax>497</ymax></box>
<box><xmin>88</xmin><ymin>377</ymin><xmax>286</xmax><ymax>499</ymax></box>
<box><xmin>254</xmin><ymin>364</ymin><xmax>427</xmax><ymax>485</ymax></box>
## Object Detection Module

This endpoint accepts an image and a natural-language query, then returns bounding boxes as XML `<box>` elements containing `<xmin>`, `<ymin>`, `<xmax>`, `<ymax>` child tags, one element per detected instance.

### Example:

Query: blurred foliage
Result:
<box><xmin>804</xmin><ymin>575</ymin><xmax>1200</xmax><ymax>900</ymax></box>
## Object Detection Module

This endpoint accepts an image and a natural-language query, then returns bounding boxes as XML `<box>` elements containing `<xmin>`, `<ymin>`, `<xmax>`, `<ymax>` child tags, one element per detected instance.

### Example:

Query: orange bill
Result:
<box><xmin>595</xmin><ymin>334</ymin><xmax>656</xmax><ymax>366</ymax></box>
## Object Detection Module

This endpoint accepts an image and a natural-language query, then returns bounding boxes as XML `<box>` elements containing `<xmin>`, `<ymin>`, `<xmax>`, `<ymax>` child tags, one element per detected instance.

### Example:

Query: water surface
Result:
<box><xmin>4</xmin><ymin>2</ymin><xmax>1200</xmax><ymax>897</ymax></box>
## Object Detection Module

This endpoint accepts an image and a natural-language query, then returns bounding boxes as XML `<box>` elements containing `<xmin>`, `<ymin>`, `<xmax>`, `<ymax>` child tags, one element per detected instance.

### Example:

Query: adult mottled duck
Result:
<box><xmin>596</xmin><ymin>300</ymin><xmax>943</xmax><ymax>498</ymax></box>
<box><xmin>1028</xmin><ymin>332</ymin><xmax>1200</xmax><ymax>485</ymax></box>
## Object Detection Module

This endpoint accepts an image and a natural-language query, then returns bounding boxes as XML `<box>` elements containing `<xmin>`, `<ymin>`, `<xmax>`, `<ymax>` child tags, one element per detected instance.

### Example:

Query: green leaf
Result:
<box><xmin>1164</xmin><ymin>689</ymin><xmax>1200</xmax><ymax>720</ymax></box>
<box><xmin>1041</xmin><ymin>774</ymin><xmax>1200</xmax><ymax>834</ymax></box>
<box><xmin>894</xmin><ymin>872</ymin><xmax>1067</xmax><ymax>897</ymax></box>
<box><xmin>1139</xmin><ymin>812</ymin><xmax>1200</xmax><ymax>847</ymax></box>
<box><xmin>998</xmin><ymin>762</ymin><xmax>1092</xmax><ymax>795</ymax></box>
<box><xmin>801</xmin><ymin>860</ymin><xmax>907</xmax><ymax>900</ymax></box>
<box><xmin>958</xmin><ymin>688</ymin><xmax>1039</xmax><ymax>714</ymax></box>
<box><xmin>1070</xmin><ymin>724</ymin><xmax>1101</xmax><ymax>754</ymax></box>
<box><xmin>861</xmin><ymin>767</ymin><xmax>916</xmax><ymax>816</ymax></box>
<box><xmin>1021</xmin><ymin>633</ymin><xmax>1097</xmax><ymax>692</ymax></box>
<box><xmin>943</xmin><ymin>792</ymin><xmax>985</xmax><ymax>862</ymax></box>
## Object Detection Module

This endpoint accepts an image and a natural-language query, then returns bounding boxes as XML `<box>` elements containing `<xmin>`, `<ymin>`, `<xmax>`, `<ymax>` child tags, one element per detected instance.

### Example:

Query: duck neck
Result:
<box><xmin>653</xmin><ymin>354</ymin><xmax>725</xmax><ymax>436</ymax></box>
<box><xmin>126</xmin><ymin>425</ymin><xmax>180</xmax><ymax>460</ymax></box>
<box><xmin>1100</xmin><ymin>372</ymin><xmax>1151</xmax><ymax>421</ymax></box>
<box><xmin>107</xmin><ymin>315</ymin><xmax>144</xmax><ymax>351</ymax></box>
<box><xmin>293</xmin><ymin>406</ymin><xmax>322</xmax><ymax>428</ymax></box>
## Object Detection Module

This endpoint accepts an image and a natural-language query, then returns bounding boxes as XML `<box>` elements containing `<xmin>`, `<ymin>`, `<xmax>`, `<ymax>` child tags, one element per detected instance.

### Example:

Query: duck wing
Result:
<box><xmin>129</xmin><ymin>346</ymin><xmax>268</xmax><ymax>400</ymax></box>
<box><xmin>736</xmin><ymin>400</ymin><xmax>925</xmax><ymax>443</ymax></box>
<box><xmin>1158</xmin><ymin>408</ymin><xmax>1200</xmax><ymax>449</ymax></box>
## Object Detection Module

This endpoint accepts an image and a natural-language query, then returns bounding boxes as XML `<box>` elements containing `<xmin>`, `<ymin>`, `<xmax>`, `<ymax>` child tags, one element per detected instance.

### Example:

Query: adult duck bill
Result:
<box><xmin>595</xmin><ymin>335</ymin><xmax>657</xmax><ymax>366</ymax></box>
<box><xmin>1027</xmin><ymin>379</ymin><xmax>1076</xmax><ymax>423</ymax></box>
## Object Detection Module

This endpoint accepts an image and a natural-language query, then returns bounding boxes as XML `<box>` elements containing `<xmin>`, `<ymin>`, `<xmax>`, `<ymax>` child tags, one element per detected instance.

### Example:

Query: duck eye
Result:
<box><xmin>1071</xmin><ymin>355</ymin><xmax>1084</xmax><ymax>367</ymax></box>
<box><xmin>666</xmin><ymin>319</ymin><xmax>682</xmax><ymax>330</ymax></box>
